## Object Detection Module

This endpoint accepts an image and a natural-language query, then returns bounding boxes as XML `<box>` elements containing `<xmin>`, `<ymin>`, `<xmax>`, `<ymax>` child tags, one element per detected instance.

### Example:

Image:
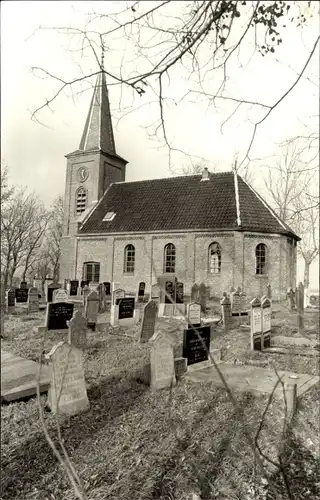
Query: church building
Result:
<box><xmin>60</xmin><ymin>71</ymin><xmax>300</xmax><ymax>301</ymax></box>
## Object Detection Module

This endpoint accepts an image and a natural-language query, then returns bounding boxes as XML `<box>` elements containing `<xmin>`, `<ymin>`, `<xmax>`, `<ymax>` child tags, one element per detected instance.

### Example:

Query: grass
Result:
<box><xmin>1</xmin><ymin>303</ymin><xmax>319</xmax><ymax>500</ymax></box>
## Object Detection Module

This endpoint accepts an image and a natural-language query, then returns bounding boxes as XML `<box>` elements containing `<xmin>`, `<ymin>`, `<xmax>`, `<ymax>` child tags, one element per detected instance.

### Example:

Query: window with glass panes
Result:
<box><xmin>208</xmin><ymin>242</ymin><xmax>221</xmax><ymax>273</ymax></box>
<box><xmin>164</xmin><ymin>243</ymin><xmax>176</xmax><ymax>273</ymax></box>
<box><xmin>83</xmin><ymin>262</ymin><xmax>100</xmax><ymax>283</ymax></box>
<box><xmin>124</xmin><ymin>245</ymin><xmax>135</xmax><ymax>273</ymax></box>
<box><xmin>255</xmin><ymin>244</ymin><xmax>267</xmax><ymax>275</ymax></box>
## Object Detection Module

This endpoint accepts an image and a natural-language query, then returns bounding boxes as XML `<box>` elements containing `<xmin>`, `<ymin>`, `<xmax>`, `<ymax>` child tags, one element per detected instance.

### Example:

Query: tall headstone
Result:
<box><xmin>69</xmin><ymin>280</ymin><xmax>79</xmax><ymax>296</ymax></box>
<box><xmin>139</xmin><ymin>300</ymin><xmax>158</xmax><ymax>343</ymax></box>
<box><xmin>85</xmin><ymin>290</ymin><xmax>99</xmax><ymax>329</ymax></box>
<box><xmin>68</xmin><ymin>310</ymin><xmax>87</xmax><ymax>349</ymax></box>
<box><xmin>250</xmin><ymin>297</ymin><xmax>262</xmax><ymax>351</ymax></box>
<box><xmin>28</xmin><ymin>287</ymin><xmax>39</xmax><ymax>313</ymax></box>
<box><xmin>191</xmin><ymin>283</ymin><xmax>199</xmax><ymax>302</ymax></box>
<box><xmin>199</xmin><ymin>283</ymin><xmax>207</xmax><ymax>313</ymax></box>
<box><xmin>261</xmin><ymin>297</ymin><xmax>271</xmax><ymax>349</ymax></box>
<box><xmin>230</xmin><ymin>289</ymin><xmax>241</xmax><ymax>316</ymax></box>
<box><xmin>150</xmin><ymin>331</ymin><xmax>176</xmax><ymax>390</ymax></box>
<box><xmin>45</xmin><ymin>302</ymin><xmax>74</xmax><ymax>330</ymax></box>
<box><xmin>220</xmin><ymin>294</ymin><xmax>231</xmax><ymax>333</ymax></box>
<box><xmin>187</xmin><ymin>302</ymin><xmax>201</xmax><ymax>329</ymax></box>
<box><xmin>53</xmin><ymin>288</ymin><xmax>69</xmax><ymax>303</ymax></box>
<box><xmin>47</xmin><ymin>342</ymin><xmax>90</xmax><ymax>416</ymax></box>
<box><xmin>7</xmin><ymin>288</ymin><xmax>16</xmax><ymax>314</ymax></box>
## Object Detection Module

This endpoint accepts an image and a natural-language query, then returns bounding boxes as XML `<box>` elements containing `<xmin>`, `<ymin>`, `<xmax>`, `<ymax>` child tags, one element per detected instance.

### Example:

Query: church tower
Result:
<box><xmin>60</xmin><ymin>69</ymin><xmax>128</xmax><ymax>281</ymax></box>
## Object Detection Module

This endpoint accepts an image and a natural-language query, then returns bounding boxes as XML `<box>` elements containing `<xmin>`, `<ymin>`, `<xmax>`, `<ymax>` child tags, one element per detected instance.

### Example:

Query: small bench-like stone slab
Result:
<box><xmin>271</xmin><ymin>336</ymin><xmax>317</xmax><ymax>347</ymax></box>
<box><xmin>1</xmin><ymin>350</ymin><xmax>51</xmax><ymax>402</ymax></box>
<box><xmin>263</xmin><ymin>346</ymin><xmax>319</xmax><ymax>357</ymax></box>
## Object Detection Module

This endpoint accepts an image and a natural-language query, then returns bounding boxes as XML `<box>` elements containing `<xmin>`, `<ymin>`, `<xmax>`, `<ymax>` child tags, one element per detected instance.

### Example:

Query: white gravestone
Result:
<box><xmin>68</xmin><ymin>310</ymin><xmax>87</xmax><ymax>349</ymax></box>
<box><xmin>53</xmin><ymin>288</ymin><xmax>69</xmax><ymax>303</ymax></box>
<box><xmin>113</xmin><ymin>288</ymin><xmax>125</xmax><ymax>304</ymax></box>
<box><xmin>150</xmin><ymin>331</ymin><xmax>176</xmax><ymax>391</ymax></box>
<box><xmin>261</xmin><ymin>297</ymin><xmax>271</xmax><ymax>349</ymax></box>
<box><xmin>46</xmin><ymin>342</ymin><xmax>90</xmax><ymax>416</ymax></box>
<box><xmin>250</xmin><ymin>297</ymin><xmax>262</xmax><ymax>351</ymax></box>
<box><xmin>187</xmin><ymin>302</ymin><xmax>201</xmax><ymax>328</ymax></box>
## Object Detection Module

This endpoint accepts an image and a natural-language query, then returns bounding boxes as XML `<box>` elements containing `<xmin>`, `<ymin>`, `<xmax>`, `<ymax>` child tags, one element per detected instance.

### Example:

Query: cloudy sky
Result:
<box><xmin>2</xmin><ymin>1</ymin><xmax>319</xmax><ymax>285</ymax></box>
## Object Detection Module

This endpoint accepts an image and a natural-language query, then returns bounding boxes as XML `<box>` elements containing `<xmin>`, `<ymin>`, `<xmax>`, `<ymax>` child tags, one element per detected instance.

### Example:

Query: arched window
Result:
<box><xmin>208</xmin><ymin>242</ymin><xmax>221</xmax><ymax>274</ymax></box>
<box><xmin>255</xmin><ymin>243</ymin><xmax>267</xmax><ymax>275</ymax></box>
<box><xmin>76</xmin><ymin>187</ymin><xmax>87</xmax><ymax>215</ymax></box>
<box><xmin>164</xmin><ymin>243</ymin><xmax>176</xmax><ymax>273</ymax></box>
<box><xmin>124</xmin><ymin>244</ymin><xmax>135</xmax><ymax>273</ymax></box>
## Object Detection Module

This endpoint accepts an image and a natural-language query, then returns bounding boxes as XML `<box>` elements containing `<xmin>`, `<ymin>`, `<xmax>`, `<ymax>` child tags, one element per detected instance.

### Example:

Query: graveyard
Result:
<box><xmin>1</xmin><ymin>281</ymin><xmax>319</xmax><ymax>500</ymax></box>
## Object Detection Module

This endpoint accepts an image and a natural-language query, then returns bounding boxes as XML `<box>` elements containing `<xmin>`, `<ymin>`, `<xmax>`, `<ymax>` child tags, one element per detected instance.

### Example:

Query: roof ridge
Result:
<box><xmin>114</xmin><ymin>170</ymin><xmax>233</xmax><ymax>185</ymax></box>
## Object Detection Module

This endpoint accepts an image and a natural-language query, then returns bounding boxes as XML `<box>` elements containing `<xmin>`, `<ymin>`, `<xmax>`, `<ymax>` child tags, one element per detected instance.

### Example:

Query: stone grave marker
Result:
<box><xmin>28</xmin><ymin>287</ymin><xmax>39</xmax><ymax>313</ymax></box>
<box><xmin>33</xmin><ymin>278</ymin><xmax>43</xmax><ymax>292</ymax></box>
<box><xmin>47</xmin><ymin>341</ymin><xmax>89</xmax><ymax>416</ymax></box>
<box><xmin>151</xmin><ymin>283</ymin><xmax>160</xmax><ymax>299</ymax></box>
<box><xmin>82</xmin><ymin>285</ymin><xmax>90</xmax><ymax>306</ymax></box>
<box><xmin>7</xmin><ymin>288</ymin><xmax>16</xmax><ymax>313</ymax></box>
<box><xmin>68</xmin><ymin>310</ymin><xmax>87</xmax><ymax>349</ymax></box>
<box><xmin>69</xmin><ymin>280</ymin><xmax>79</xmax><ymax>296</ymax></box>
<box><xmin>85</xmin><ymin>290</ymin><xmax>99</xmax><ymax>329</ymax></box>
<box><xmin>104</xmin><ymin>282</ymin><xmax>111</xmax><ymax>296</ymax></box>
<box><xmin>240</xmin><ymin>291</ymin><xmax>248</xmax><ymax>314</ymax></box>
<box><xmin>187</xmin><ymin>302</ymin><xmax>201</xmax><ymax>329</ymax></box>
<box><xmin>191</xmin><ymin>283</ymin><xmax>199</xmax><ymax>302</ymax></box>
<box><xmin>174</xmin><ymin>282</ymin><xmax>185</xmax><ymax>315</ymax></box>
<box><xmin>113</xmin><ymin>288</ymin><xmax>125</xmax><ymax>304</ymax></box>
<box><xmin>183</xmin><ymin>325</ymin><xmax>211</xmax><ymax>367</ymax></box>
<box><xmin>199</xmin><ymin>283</ymin><xmax>207</xmax><ymax>313</ymax></box>
<box><xmin>261</xmin><ymin>297</ymin><xmax>271</xmax><ymax>349</ymax></box>
<box><xmin>139</xmin><ymin>300</ymin><xmax>158</xmax><ymax>343</ymax></box>
<box><xmin>230</xmin><ymin>289</ymin><xmax>241</xmax><ymax>316</ymax></box>
<box><xmin>164</xmin><ymin>280</ymin><xmax>175</xmax><ymax>304</ymax></box>
<box><xmin>150</xmin><ymin>331</ymin><xmax>176</xmax><ymax>390</ymax></box>
<box><xmin>53</xmin><ymin>288</ymin><xmax>69</xmax><ymax>303</ymax></box>
<box><xmin>47</xmin><ymin>282</ymin><xmax>61</xmax><ymax>303</ymax></box>
<box><xmin>138</xmin><ymin>282</ymin><xmax>146</xmax><ymax>302</ymax></box>
<box><xmin>250</xmin><ymin>297</ymin><xmax>262</xmax><ymax>351</ymax></box>
<box><xmin>221</xmin><ymin>294</ymin><xmax>231</xmax><ymax>333</ymax></box>
<box><xmin>15</xmin><ymin>288</ymin><xmax>28</xmax><ymax>303</ymax></box>
<box><xmin>267</xmin><ymin>283</ymin><xmax>272</xmax><ymax>300</ymax></box>
<box><xmin>46</xmin><ymin>302</ymin><xmax>74</xmax><ymax>330</ymax></box>
<box><xmin>174</xmin><ymin>357</ymin><xmax>188</xmax><ymax>378</ymax></box>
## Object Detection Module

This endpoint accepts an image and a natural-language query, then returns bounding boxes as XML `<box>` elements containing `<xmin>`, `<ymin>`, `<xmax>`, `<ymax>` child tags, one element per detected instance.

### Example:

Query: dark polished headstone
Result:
<box><xmin>183</xmin><ymin>326</ymin><xmax>211</xmax><ymax>366</ymax></box>
<box><xmin>46</xmin><ymin>302</ymin><xmax>74</xmax><ymax>330</ymax></box>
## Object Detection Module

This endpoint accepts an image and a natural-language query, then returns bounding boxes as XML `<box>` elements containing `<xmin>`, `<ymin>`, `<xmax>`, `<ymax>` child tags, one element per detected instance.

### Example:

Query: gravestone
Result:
<box><xmin>139</xmin><ymin>300</ymin><xmax>158</xmax><ymax>343</ymax></box>
<box><xmin>82</xmin><ymin>285</ymin><xmax>90</xmax><ymax>306</ymax></box>
<box><xmin>28</xmin><ymin>287</ymin><xmax>39</xmax><ymax>313</ymax></box>
<box><xmin>7</xmin><ymin>288</ymin><xmax>16</xmax><ymax>313</ymax></box>
<box><xmin>183</xmin><ymin>326</ymin><xmax>211</xmax><ymax>366</ymax></box>
<box><xmin>111</xmin><ymin>297</ymin><xmax>136</xmax><ymax>328</ymax></box>
<box><xmin>230</xmin><ymin>290</ymin><xmax>241</xmax><ymax>316</ymax></box>
<box><xmin>113</xmin><ymin>288</ymin><xmax>125</xmax><ymax>304</ymax></box>
<box><xmin>267</xmin><ymin>283</ymin><xmax>272</xmax><ymax>300</ymax></box>
<box><xmin>261</xmin><ymin>297</ymin><xmax>271</xmax><ymax>349</ymax></box>
<box><xmin>47</xmin><ymin>342</ymin><xmax>90</xmax><ymax>416</ymax></box>
<box><xmin>174</xmin><ymin>357</ymin><xmax>188</xmax><ymax>378</ymax></box>
<box><xmin>85</xmin><ymin>290</ymin><xmax>99</xmax><ymax>329</ymax></box>
<box><xmin>287</xmin><ymin>288</ymin><xmax>295</xmax><ymax>311</ymax></box>
<box><xmin>20</xmin><ymin>281</ymin><xmax>28</xmax><ymax>289</ymax></box>
<box><xmin>151</xmin><ymin>283</ymin><xmax>160</xmax><ymax>299</ymax></box>
<box><xmin>191</xmin><ymin>283</ymin><xmax>199</xmax><ymax>302</ymax></box>
<box><xmin>33</xmin><ymin>278</ymin><xmax>43</xmax><ymax>292</ymax></box>
<box><xmin>69</xmin><ymin>280</ymin><xmax>79</xmax><ymax>296</ymax></box>
<box><xmin>164</xmin><ymin>280</ymin><xmax>175</xmax><ymax>304</ymax></box>
<box><xmin>15</xmin><ymin>288</ymin><xmax>28</xmax><ymax>303</ymax></box>
<box><xmin>46</xmin><ymin>302</ymin><xmax>74</xmax><ymax>330</ymax></box>
<box><xmin>53</xmin><ymin>288</ymin><xmax>69</xmax><ymax>303</ymax></box>
<box><xmin>199</xmin><ymin>283</ymin><xmax>207</xmax><ymax>313</ymax></box>
<box><xmin>103</xmin><ymin>282</ymin><xmax>111</xmax><ymax>296</ymax></box>
<box><xmin>176</xmin><ymin>282</ymin><xmax>184</xmax><ymax>304</ymax></box>
<box><xmin>187</xmin><ymin>302</ymin><xmax>201</xmax><ymax>329</ymax></box>
<box><xmin>250</xmin><ymin>297</ymin><xmax>262</xmax><ymax>351</ymax></box>
<box><xmin>150</xmin><ymin>331</ymin><xmax>176</xmax><ymax>390</ymax></box>
<box><xmin>98</xmin><ymin>283</ymin><xmax>107</xmax><ymax>313</ymax></box>
<box><xmin>47</xmin><ymin>282</ymin><xmax>61</xmax><ymax>303</ymax></box>
<box><xmin>138</xmin><ymin>282</ymin><xmax>146</xmax><ymax>302</ymax></box>
<box><xmin>221</xmin><ymin>294</ymin><xmax>231</xmax><ymax>333</ymax></box>
<box><xmin>240</xmin><ymin>291</ymin><xmax>248</xmax><ymax>314</ymax></box>
<box><xmin>68</xmin><ymin>310</ymin><xmax>87</xmax><ymax>349</ymax></box>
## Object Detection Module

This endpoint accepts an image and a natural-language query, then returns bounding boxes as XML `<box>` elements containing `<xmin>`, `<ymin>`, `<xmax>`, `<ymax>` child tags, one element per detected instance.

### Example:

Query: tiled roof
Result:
<box><xmin>78</xmin><ymin>172</ymin><xmax>300</xmax><ymax>239</ymax></box>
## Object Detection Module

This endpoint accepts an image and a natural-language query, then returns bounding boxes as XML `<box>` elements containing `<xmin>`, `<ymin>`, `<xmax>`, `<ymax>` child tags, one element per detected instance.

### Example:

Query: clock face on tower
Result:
<box><xmin>77</xmin><ymin>166</ymin><xmax>89</xmax><ymax>183</ymax></box>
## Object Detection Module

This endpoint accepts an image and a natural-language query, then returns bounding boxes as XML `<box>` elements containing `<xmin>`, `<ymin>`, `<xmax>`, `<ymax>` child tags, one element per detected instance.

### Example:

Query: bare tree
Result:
<box><xmin>29</xmin><ymin>1</ymin><xmax>319</xmax><ymax>168</ymax></box>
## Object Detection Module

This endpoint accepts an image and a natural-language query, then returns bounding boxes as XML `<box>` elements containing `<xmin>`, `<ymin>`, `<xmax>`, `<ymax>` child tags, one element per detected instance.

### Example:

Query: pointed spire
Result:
<box><xmin>79</xmin><ymin>65</ymin><xmax>116</xmax><ymax>155</ymax></box>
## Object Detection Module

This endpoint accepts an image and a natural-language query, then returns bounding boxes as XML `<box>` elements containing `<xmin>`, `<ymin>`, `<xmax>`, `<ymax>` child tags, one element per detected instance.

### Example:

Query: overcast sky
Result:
<box><xmin>1</xmin><ymin>1</ymin><xmax>319</xmax><ymax>286</ymax></box>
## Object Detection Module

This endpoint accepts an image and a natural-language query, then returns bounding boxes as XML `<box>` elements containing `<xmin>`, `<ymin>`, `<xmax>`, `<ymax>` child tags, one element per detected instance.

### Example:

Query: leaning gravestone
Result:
<box><xmin>191</xmin><ymin>283</ymin><xmax>199</xmax><ymax>302</ymax></box>
<box><xmin>187</xmin><ymin>302</ymin><xmax>201</xmax><ymax>329</ymax></box>
<box><xmin>85</xmin><ymin>290</ymin><xmax>99</xmax><ymax>329</ymax></box>
<box><xmin>139</xmin><ymin>300</ymin><xmax>158</xmax><ymax>343</ymax></box>
<box><xmin>261</xmin><ymin>297</ymin><xmax>271</xmax><ymax>349</ymax></box>
<box><xmin>150</xmin><ymin>331</ymin><xmax>176</xmax><ymax>390</ymax></box>
<box><xmin>46</xmin><ymin>302</ymin><xmax>74</xmax><ymax>330</ymax></box>
<box><xmin>250</xmin><ymin>297</ymin><xmax>262</xmax><ymax>351</ymax></box>
<box><xmin>15</xmin><ymin>288</ymin><xmax>28</xmax><ymax>303</ymax></box>
<box><xmin>199</xmin><ymin>283</ymin><xmax>207</xmax><ymax>313</ymax></box>
<box><xmin>67</xmin><ymin>310</ymin><xmax>87</xmax><ymax>349</ymax></box>
<box><xmin>183</xmin><ymin>325</ymin><xmax>211</xmax><ymax>366</ymax></box>
<box><xmin>7</xmin><ymin>288</ymin><xmax>16</xmax><ymax>313</ymax></box>
<box><xmin>28</xmin><ymin>287</ymin><xmax>39</xmax><ymax>313</ymax></box>
<box><xmin>46</xmin><ymin>341</ymin><xmax>90</xmax><ymax>416</ymax></box>
<box><xmin>53</xmin><ymin>288</ymin><xmax>69</xmax><ymax>303</ymax></box>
